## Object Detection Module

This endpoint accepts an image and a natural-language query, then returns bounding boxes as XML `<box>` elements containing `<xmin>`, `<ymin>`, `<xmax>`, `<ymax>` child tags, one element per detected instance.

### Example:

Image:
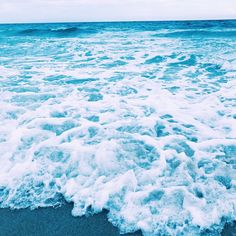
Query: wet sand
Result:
<box><xmin>0</xmin><ymin>204</ymin><xmax>234</xmax><ymax>236</ymax></box>
<box><xmin>0</xmin><ymin>204</ymin><xmax>142</xmax><ymax>236</ymax></box>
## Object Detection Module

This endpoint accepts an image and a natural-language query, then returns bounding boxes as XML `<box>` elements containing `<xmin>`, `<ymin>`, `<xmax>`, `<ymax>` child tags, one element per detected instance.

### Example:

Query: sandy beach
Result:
<box><xmin>0</xmin><ymin>204</ymin><xmax>235</xmax><ymax>236</ymax></box>
<box><xmin>0</xmin><ymin>204</ymin><xmax>143</xmax><ymax>236</ymax></box>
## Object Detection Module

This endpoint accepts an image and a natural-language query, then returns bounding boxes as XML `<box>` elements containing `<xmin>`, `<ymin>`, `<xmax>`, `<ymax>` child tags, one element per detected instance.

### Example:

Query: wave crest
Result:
<box><xmin>17</xmin><ymin>27</ymin><xmax>97</xmax><ymax>37</ymax></box>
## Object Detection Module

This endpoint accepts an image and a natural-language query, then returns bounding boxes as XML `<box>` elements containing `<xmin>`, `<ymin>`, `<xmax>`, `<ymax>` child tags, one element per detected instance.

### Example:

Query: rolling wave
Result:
<box><xmin>0</xmin><ymin>20</ymin><xmax>236</xmax><ymax>236</ymax></box>
<box><xmin>17</xmin><ymin>26</ymin><xmax>97</xmax><ymax>37</ymax></box>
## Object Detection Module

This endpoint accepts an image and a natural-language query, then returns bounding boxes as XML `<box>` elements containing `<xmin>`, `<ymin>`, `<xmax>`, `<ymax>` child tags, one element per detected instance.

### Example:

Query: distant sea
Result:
<box><xmin>0</xmin><ymin>20</ymin><xmax>235</xmax><ymax>236</ymax></box>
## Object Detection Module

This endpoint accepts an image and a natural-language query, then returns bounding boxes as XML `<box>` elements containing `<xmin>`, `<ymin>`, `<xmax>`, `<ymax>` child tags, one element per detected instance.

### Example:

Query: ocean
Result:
<box><xmin>0</xmin><ymin>20</ymin><xmax>235</xmax><ymax>235</ymax></box>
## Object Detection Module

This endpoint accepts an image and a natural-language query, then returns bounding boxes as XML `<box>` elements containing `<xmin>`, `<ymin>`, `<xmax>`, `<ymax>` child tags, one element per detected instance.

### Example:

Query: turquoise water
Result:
<box><xmin>0</xmin><ymin>20</ymin><xmax>236</xmax><ymax>235</ymax></box>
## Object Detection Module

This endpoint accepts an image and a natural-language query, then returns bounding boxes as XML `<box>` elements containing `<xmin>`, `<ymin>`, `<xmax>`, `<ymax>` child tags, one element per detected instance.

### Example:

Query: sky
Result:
<box><xmin>0</xmin><ymin>0</ymin><xmax>236</xmax><ymax>23</ymax></box>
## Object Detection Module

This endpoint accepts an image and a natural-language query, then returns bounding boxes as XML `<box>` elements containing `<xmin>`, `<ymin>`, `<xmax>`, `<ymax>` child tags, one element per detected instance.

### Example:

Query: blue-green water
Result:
<box><xmin>0</xmin><ymin>20</ymin><xmax>235</xmax><ymax>236</ymax></box>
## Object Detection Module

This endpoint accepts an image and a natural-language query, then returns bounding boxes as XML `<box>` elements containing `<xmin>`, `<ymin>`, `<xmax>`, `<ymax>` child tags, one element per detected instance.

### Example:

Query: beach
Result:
<box><xmin>0</xmin><ymin>204</ymin><xmax>235</xmax><ymax>236</ymax></box>
<box><xmin>0</xmin><ymin>204</ymin><xmax>142</xmax><ymax>236</ymax></box>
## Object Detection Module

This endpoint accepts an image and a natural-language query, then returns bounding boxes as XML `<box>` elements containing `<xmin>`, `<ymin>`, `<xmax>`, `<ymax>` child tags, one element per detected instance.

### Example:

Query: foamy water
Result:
<box><xmin>0</xmin><ymin>21</ymin><xmax>236</xmax><ymax>235</ymax></box>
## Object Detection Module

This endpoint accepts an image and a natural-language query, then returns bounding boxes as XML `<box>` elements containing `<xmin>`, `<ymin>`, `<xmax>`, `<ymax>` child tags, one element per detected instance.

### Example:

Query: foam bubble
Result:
<box><xmin>0</xmin><ymin>21</ymin><xmax>236</xmax><ymax>235</ymax></box>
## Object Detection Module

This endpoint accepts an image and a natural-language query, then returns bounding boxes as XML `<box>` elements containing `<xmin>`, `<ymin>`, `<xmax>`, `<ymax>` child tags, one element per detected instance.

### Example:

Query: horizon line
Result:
<box><xmin>0</xmin><ymin>18</ymin><xmax>236</xmax><ymax>25</ymax></box>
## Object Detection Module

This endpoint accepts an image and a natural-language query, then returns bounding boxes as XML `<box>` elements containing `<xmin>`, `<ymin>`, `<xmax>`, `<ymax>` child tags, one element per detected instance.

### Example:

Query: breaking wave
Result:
<box><xmin>17</xmin><ymin>27</ymin><xmax>97</xmax><ymax>37</ymax></box>
<box><xmin>0</xmin><ymin>20</ymin><xmax>236</xmax><ymax>235</ymax></box>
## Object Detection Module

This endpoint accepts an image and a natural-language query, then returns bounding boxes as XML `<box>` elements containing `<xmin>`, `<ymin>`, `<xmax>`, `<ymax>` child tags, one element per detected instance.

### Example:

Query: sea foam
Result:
<box><xmin>0</xmin><ymin>21</ymin><xmax>235</xmax><ymax>235</ymax></box>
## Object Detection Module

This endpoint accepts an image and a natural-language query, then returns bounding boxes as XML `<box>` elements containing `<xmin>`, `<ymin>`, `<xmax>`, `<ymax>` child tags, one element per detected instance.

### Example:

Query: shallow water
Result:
<box><xmin>0</xmin><ymin>20</ymin><xmax>236</xmax><ymax>236</ymax></box>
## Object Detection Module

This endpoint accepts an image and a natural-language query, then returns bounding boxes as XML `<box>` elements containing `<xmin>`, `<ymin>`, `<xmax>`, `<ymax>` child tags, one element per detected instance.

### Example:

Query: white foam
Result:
<box><xmin>0</xmin><ymin>26</ymin><xmax>235</xmax><ymax>235</ymax></box>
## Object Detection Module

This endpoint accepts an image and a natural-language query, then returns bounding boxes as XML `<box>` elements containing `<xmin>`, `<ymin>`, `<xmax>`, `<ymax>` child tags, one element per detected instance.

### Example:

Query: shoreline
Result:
<box><xmin>0</xmin><ymin>203</ymin><xmax>142</xmax><ymax>236</ymax></box>
<box><xmin>0</xmin><ymin>204</ymin><xmax>235</xmax><ymax>236</ymax></box>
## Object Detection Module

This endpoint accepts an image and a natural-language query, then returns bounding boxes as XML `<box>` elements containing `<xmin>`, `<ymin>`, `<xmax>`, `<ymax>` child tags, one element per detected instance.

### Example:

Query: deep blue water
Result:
<box><xmin>0</xmin><ymin>20</ymin><xmax>236</xmax><ymax>236</ymax></box>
